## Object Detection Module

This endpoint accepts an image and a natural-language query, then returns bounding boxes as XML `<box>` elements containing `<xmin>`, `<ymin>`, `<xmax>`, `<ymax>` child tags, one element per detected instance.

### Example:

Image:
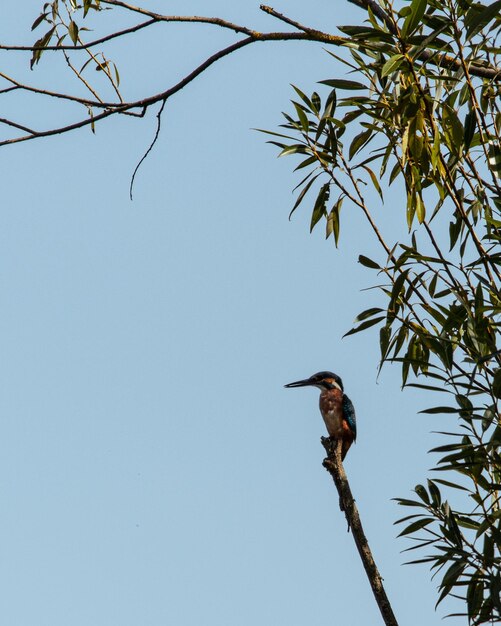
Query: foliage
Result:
<box><xmin>5</xmin><ymin>0</ymin><xmax>501</xmax><ymax>622</ymax></box>
<box><xmin>261</xmin><ymin>0</ymin><xmax>501</xmax><ymax>623</ymax></box>
<box><xmin>30</xmin><ymin>0</ymin><xmax>120</xmax><ymax>105</ymax></box>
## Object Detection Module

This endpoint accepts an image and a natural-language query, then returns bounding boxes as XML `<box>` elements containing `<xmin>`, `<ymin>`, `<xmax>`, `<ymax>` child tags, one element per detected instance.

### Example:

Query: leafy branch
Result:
<box><xmin>261</xmin><ymin>0</ymin><xmax>501</xmax><ymax>622</ymax></box>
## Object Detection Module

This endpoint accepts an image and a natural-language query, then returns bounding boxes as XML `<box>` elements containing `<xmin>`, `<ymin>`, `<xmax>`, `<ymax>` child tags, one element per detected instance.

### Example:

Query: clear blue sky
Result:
<box><xmin>0</xmin><ymin>2</ymin><xmax>461</xmax><ymax>625</ymax></box>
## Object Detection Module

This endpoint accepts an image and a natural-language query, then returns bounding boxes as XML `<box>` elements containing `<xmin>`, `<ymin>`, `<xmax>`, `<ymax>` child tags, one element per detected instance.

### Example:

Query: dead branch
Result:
<box><xmin>321</xmin><ymin>437</ymin><xmax>399</xmax><ymax>626</ymax></box>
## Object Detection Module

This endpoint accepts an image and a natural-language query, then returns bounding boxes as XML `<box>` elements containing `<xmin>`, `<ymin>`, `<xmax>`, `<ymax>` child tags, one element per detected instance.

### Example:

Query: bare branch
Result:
<box><xmin>260</xmin><ymin>4</ymin><xmax>319</xmax><ymax>34</ymax></box>
<box><xmin>129</xmin><ymin>98</ymin><xmax>166</xmax><ymax>200</ymax></box>
<box><xmin>321</xmin><ymin>437</ymin><xmax>400</xmax><ymax>626</ymax></box>
<box><xmin>0</xmin><ymin>118</ymin><xmax>35</xmax><ymax>134</ymax></box>
<box><xmin>100</xmin><ymin>1</ymin><xmax>257</xmax><ymax>35</ymax></box>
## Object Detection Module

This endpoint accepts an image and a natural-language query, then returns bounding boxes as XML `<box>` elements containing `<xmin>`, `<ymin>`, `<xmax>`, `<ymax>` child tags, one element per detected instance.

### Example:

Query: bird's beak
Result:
<box><xmin>284</xmin><ymin>377</ymin><xmax>314</xmax><ymax>388</ymax></box>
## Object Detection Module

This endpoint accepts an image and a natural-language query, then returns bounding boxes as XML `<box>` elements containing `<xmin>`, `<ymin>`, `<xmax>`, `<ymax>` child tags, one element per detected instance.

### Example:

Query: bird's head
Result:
<box><xmin>285</xmin><ymin>371</ymin><xmax>343</xmax><ymax>392</ymax></box>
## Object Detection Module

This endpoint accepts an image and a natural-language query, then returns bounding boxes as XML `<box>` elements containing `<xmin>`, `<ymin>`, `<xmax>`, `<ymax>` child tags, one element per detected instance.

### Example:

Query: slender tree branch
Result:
<box><xmin>0</xmin><ymin>31</ymin><xmax>345</xmax><ymax>147</ymax></box>
<box><xmin>129</xmin><ymin>98</ymin><xmax>166</xmax><ymax>200</ymax></box>
<box><xmin>0</xmin><ymin>118</ymin><xmax>35</xmax><ymax>134</ymax></box>
<box><xmin>260</xmin><ymin>4</ymin><xmax>325</xmax><ymax>36</ymax></box>
<box><xmin>321</xmin><ymin>437</ymin><xmax>399</xmax><ymax>626</ymax></box>
<box><xmin>0</xmin><ymin>19</ymin><xmax>158</xmax><ymax>51</ymax></box>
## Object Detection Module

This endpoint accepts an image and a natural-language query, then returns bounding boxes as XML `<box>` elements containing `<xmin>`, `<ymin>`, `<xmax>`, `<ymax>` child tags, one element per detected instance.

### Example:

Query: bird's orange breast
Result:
<box><xmin>319</xmin><ymin>388</ymin><xmax>344</xmax><ymax>438</ymax></box>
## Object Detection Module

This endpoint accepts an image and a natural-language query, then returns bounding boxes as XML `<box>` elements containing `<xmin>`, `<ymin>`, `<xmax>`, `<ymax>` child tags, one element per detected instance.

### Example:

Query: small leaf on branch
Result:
<box><xmin>325</xmin><ymin>196</ymin><xmax>343</xmax><ymax>245</ymax></box>
<box><xmin>492</xmin><ymin>368</ymin><xmax>501</xmax><ymax>398</ymax></box>
<box><xmin>361</xmin><ymin>165</ymin><xmax>384</xmax><ymax>202</ymax></box>
<box><xmin>355</xmin><ymin>307</ymin><xmax>384</xmax><ymax>322</ymax></box>
<box><xmin>31</xmin><ymin>12</ymin><xmax>47</xmax><ymax>31</ymax></box>
<box><xmin>398</xmin><ymin>517</ymin><xmax>434</xmax><ymax>537</ymax></box>
<box><xmin>319</xmin><ymin>79</ymin><xmax>366</xmax><ymax>90</ymax></box>
<box><xmin>419</xmin><ymin>406</ymin><xmax>462</xmax><ymax>414</ymax></box>
<box><xmin>381</xmin><ymin>54</ymin><xmax>405</xmax><ymax>77</ymax></box>
<box><xmin>310</xmin><ymin>183</ymin><xmax>330</xmax><ymax>233</ymax></box>
<box><xmin>343</xmin><ymin>316</ymin><xmax>386</xmax><ymax>337</ymax></box>
<box><xmin>289</xmin><ymin>175</ymin><xmax>319</xmax><ymax>220</ymax></box>
<box><xmin>69</xmin><ymin>20</ymin><xmax>79</xmax><ymax>45</ymax></box>
<box><xmin>358</xmin><ymin>255</ymin><xmax>381</xmax><ymax>269</ymax></box>
<box><xmin>401</xmin><ymin>0</ymin><xmax>428</xmax><ymax>38</ymax></box>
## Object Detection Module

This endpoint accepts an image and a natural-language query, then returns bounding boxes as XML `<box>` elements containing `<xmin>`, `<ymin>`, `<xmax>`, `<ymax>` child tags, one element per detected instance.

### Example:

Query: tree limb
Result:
<box><xmin>0</xmin><ymin>30</ymin><xmax>346</xmax><ymax>147</ymax></box>
<box><xmin>0</xmin><ymin>19</ymin><xmax>158</xmax><ymax>52</ymax></box>
<box><xmin>0</xmin><ymin>2</ymin><xmax>497</xmax><ymax>151</ymax></box>
<box><xmin>321</xmin><ymin>437</ymin><xmax>399</xmax><ymax>626</ymax></box>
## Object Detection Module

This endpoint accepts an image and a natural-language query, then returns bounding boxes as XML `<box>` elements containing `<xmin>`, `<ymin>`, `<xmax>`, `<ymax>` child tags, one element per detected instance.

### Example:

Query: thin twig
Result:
<box><xmin>0</xmin><ymin>19</ymin><xmax>157</xmax><ymax>52</ymax></box>
<box><xmin>129</xmin><ymin>98</ymin><xmax>166</xmax><ymax>200</ymax></box>
<box><xmin>321</xmin><ymin>437</ymin><xmax>399</xmax><ymax>626</ymax></box>
<box><xmin>260</xmin><ymin>5</ymin><xmax>321</xmax><ymax>35</ymax></box>
<box><xmin>0</xmin><ymin>118</ymin><xmax>35</xmax><ymax>134</ymax></box>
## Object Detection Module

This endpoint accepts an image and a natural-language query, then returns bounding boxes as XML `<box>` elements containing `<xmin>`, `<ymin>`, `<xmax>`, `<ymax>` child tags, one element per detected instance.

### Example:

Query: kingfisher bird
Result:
<box><xmin>285</xmin><ymin>371</ymin><xmax>357</xmax><ymax>460</ymax></box>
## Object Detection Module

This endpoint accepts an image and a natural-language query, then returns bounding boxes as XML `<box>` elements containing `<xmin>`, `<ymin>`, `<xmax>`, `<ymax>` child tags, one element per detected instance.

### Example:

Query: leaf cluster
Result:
<box><xmin>263</xmin><ymin>0</ymin><xmax>501</xmax><ymax>622</ymax></box>
<box><xmin>30</xmin><ymin>0</ymin><xmax>120</xmax><ymax>109</ymax></box>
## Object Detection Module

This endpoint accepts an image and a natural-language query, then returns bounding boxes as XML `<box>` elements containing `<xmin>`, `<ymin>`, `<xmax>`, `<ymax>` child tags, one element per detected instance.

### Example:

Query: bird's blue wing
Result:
<box><xmin>342</xmin><ymin>394</ymin><xmax>357</xmax><ymax>440</ymax></box>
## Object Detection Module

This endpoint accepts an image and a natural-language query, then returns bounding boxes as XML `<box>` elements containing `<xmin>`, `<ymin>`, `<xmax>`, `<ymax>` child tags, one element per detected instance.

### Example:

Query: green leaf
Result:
<box><xmin>442</xmin><ymin>105</ymin><xmax>464</xmax><ymax>155</ymax></box>
<box><xmin>68</xmin><ymin>20</ymin><xmax>79</xmax><ymax>45</ymax></box>
<box><xmin>415</xmin><ymin>194</ymin><xmax>426</xmax><ymax>224</ymax></box>
<box><xmin>394</xmin><ymin>497</ymin><xmax>426</xmax><ymax>507</ymax></box>
<box><xmin>415</xmin><ymin>484</ymin><xmax>430</xmax><ymax>503</ymax></box>
<box><xmin>278</xmin><ymin>144</ymin><xmax>308</xmax><ymax>157</ymax></box>
<box><xmin>319</xmin><ymin>79</ymin><xmax>366</xmax><ymax>90</ymax></box>
<box><xmin>337</xmin><ymin>24</ymin><xmax>395</xmax><ymax>42</ymax></box>
<box><xmin>355</xmin><ymin>307</ymin><xmax>384</xmax><ymax>322</ymax></box>
<box><xmin>419</xmin><ymin>406</ymin><xmax>461</xmax><ymax>414</ymax></box>
<box><xmin>465</xmin><ymin>0</ymin><xmax>501</xmax><ymax>38</ymax></box>
<box><xmin>433</xmin><ymin>479</ymin><xmax>469</xmax><ymax>492</ymax></box>
<box><xmin>310</xmin><ymin>183</ymin><xmax>330</xmax><ymax>233</ymax></box>
<box><xmin>439</xmin><ymin>559</ymin><xmax>465</xmax><ymax>592</ymax></box>
<box><xmin>401</xmin><ymin>0</ymin><xmax>428</xmax><ymax>38</ymax></box>
<box><xmin>322</xmin><ymin>89</ymin><xmax>337</xmax><ymax>119</ymax></box>
<box><xmin>463</xmin><ymin>110</ymin><xmax>476</xmax><ymax>152</ymax></box>
<box><xmin>311</xmin><ymin>92</ymin><xmax>321</xmax><ymax>114</ymax></box>
<box><xmin>427</xmin><ymin>480</ymin><xmax>442</xmax><ymax>506</ymax></box>
<box><xmin>380</xmin><ymin>324</ymin><xmax>391</xmax><ymax>361</ymax></box>
<box><xmin>343</xmin><ymin>316</ymin><xmax>386</xmax><ymax>337</ymax></box>
<box><xmin>381</xmin><ymin>54</ymin><xmax>405</xmax><ymax>77</ymax></box>
<box><xmin>349</xmin><ymin>128</ymin><xmax>373</xmax><ymax>160</ymax></box>
<box><xmin>389</xmin><ymin>270</ymin><xmax>409</xmax><ymax>311</ymax></box>
<box><xmin>31</xmin><ymin>12</ymin><xmax>47</xmax><ymax>31</ymax></box>
<box><xmin>398</xmin><ymin>517</ymin><xmax>434</xmax><ymax>536</ymax></box>
<box><xmin>294</xmin><ymin>155</ymin><xmax>317</xmax><ymax>172</ymax></box>
<box><xmin>466</xmin><ymin>577</ymin><xmax>484</xmax><ymax>621</ymax></box>
<box><xmin>289</xmin><ymin>174</ymin><xmax>319</xmax><ymax>220</ymax></box>
<box><xmin>492</xmin><ymin>368</ymin><xmax>501</xmax><ymax>398</ymax></box>
<box><xmin>326</xmin><ymin>197</ymin><xmax>343</xmax><ymax>246</ymax></box>
<box><xmin>358</xmin><ymin>255</ymin><xmax>381</xmax><ymax>269</ymax></box>
<box><xmin>30</xmin><ymin>26</ymin><xmax>56</xmax><ymax>68</ymax></box>
<box><xmin>361</xmin><ymin>165</ymin><xmax>384</xmax><ymax>202</ymax></box>
<box><xmin>113</xmin><ymin>63</ymin><xmax>120</xmax><ymax>86</ymax></box>
<box><xmin>293</xmin><ymin>102</ymin><xmax>309</xmax><ymax>133</ymax></box>
<box><xmin>291</xmin><ymin>84</ymin><xmax>312</xmax><ymax>111</ymax></box>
